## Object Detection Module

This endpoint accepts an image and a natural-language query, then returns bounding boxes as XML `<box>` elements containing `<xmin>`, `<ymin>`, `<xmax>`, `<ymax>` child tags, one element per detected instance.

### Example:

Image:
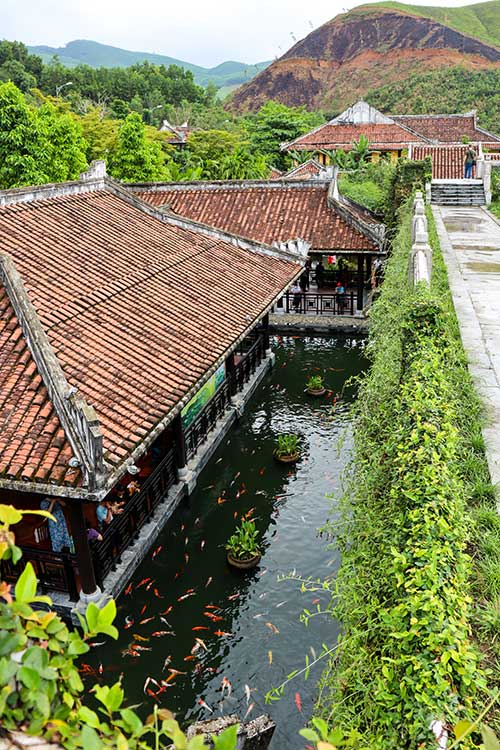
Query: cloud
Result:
<box><xmin>2</xmin><ymin>0</ymin><xmax>491</xmax><ymax>67</ymax></box>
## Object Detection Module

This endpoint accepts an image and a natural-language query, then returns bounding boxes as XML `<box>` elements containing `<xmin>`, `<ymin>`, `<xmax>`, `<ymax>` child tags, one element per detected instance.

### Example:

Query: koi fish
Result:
<box><xmin>181</xmin><ymin>524</ymin><xmax>185</xmax><ymax>532</ymax></box>
<box><xmin>268</xmin><ymin>650</ymin><xmax>273</xmax><ymax>665</ymax></box>
<box><xmin>78</xmin><ymin>663</ymin><xmax>95</xmax><ymax>675</ymax></box>
<box><xmin>184</xmin><ymin>553</ymin><xmax>189</xmax><ymax>565</ymax></box>
<box><xmin>266</xmin><ymin>622</ymin><xmax>279</xmax><ymax>635</ymax></box>
<box><xmin>198</xmin><ymin>698</ymin><xmax>213</xmax><ymax>713</ymax></box>
<box><xmin>295</xmin><ymin>692</ymin><xmax>302</xmax><ymax>712</ymax></box>
<box><xmin>135</xmin><ymin>578</ymin><xmax>151</xmax><ymax>589</ymax></box>
<box><xmin>259</xmin><ymin>468</ymin><xmax>266</xmax><ymax>475</ymax></box>
<box><xmin>185</xmin><ymin>537</ymin><xmax>189</xmax><ymax>546</ymax></box>
<box><xmin>233</xmin><ymin>511</ymin><xmax>238</xmax><ymax>520</ymax></box>
<box><xmin>245</xmin><ymin>685</ymin><xmax>251</xmax><ymax>704</ymax></box>
<box><xmin>227</xmin><ymin>593</ymin><xmax>239</xmax><ymax>601</ymax></box>
<box><xmin>216</xmin><ymin>497</ymin><xmax>227</xmax><ymax>505</ymax></box>
<box><xmin>221</xmin><ymin>677</ymin><xmax>232</xmax><ymax>697</ymax></box>
<box><xmin>205</xmin><ymin>577</ymin><xmax>213</xmax><ymax>588</ymax></box>
<box><xmin>98</xmin><ymin>663</ymin><xmax>103</xmax><ymax>675</ymax></box>
<box><xmin>145</xmin><ymin>579</ymin><xmax>155</xmax><ymax>591</ymax></box>
<box><xmin>215</xmin><ymin>458</ymin><xmax>222</xmax><ymax>464</ymax></box>
<box><xmin>276</xmin><ymin>601</ymin><xmax>287</xmax><ymax>608</ymax></box>
<box><xmin>124</xmin><ymin>616</ymin><xmax>134</xmax><ymax>629</ymax></box>
<box><xmin>178</xmin><ymin>592</ymin><xmax>196</xmax><ymax>602</ymax></box>
<box><xmin>160</xmin><ymin>617</ymin><xmax>172</xmax><ymax>627</ymax></box>
<box><xmin>257</xmin><ymin>568</ymin><xmax>268</xmax><ymax>578</ymax></box>
<box><xmin>160</xmin><ymin>606</ymin><xmax>173</xmax><ymax>616</ymax></box>
<box><xmin>184</xmin><ymin>655</ymin><xmax>197</xmax><ymax>662</ymax></box>
<box><xmin>162</xmin><ymin>655</ymin><xmax>172</xmax><ymax>671</ymax></box>
<box><xmin>133</xmin><ymin>634</ymin><xmax>150</xmax><ymax>642</ymax></box>
<box><xmin>244</xmin><ymin>703</ymin><xmax>255</xmax><ymax>720</ymax></box>
<box><xmin>214</xmin><ymin>630</ymin><xmax>233</xmax><ymax>637</ymax></box>
<box><xmin>192</xmin><ymin>626</ymin><xmax>209</xmax><ymax>631</ymax></box>
<box><xmin>134</xmin><ymin>645</ymin><xmax>152</xmax><ymax>652</ymax></box>
<box><xmin>139</xmin><ymin>617</ymin><xmax>155</xmax><ymax>625</ymax></box>
<box><xmin>152</xmin><ymin>545</ymin><xmax>162</xmax><ymax>559</ymax></box>
<box><xmin>194</xmin><ymin>638</ymin><xmax>208</xmax><ymax>652</ymax></box>
<box><xmin>140</xmin><ymin>604</ymin><xmax>147</xmax><ymax>616</ymax></box>
<box><xmin>168</xmin><ymin>668</ymin><xmax>186</xmax><ymax>677</ymax></box>
<box><xmin>200</xmin><ymin>540</ymin><xmax>206</xmax><ymax>551</ymax></box>
<box><xmin>124</xmin><ymin>583</ymin><xmax>133</xmax><ymax>596</ymax></box>
<box><xmin>88</xmin><ymin>641</ymin><xmax>106</xmax><ymax>648</ymax></box>
<box><xmin>312</xmin><ymin>598</ymin><xmax>320</xmax><ymax>605</ymax></box>
<box><xmin>153</xmin><ymin>588</ymin><xmax>163</xmax><ymax>599</ymax></box>
<box><xmin>205</xmin><ymin>604</ymin><xmax>221</xmax><ymax>610</ymax></box>
<box><xmin>151</xmin><ymin>630</ymin><xmax>175</xmax><ymax>637</ymax></box>
<box><xmin>204</xmin><ymin>612</ymin><xmax>224</xmax><ymax>622</ymax></box>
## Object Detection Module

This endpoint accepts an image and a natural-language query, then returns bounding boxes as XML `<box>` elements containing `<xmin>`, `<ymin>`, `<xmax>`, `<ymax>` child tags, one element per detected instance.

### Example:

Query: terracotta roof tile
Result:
<box><xmin>0</xmin><ymin>286</ymin><xmax>80</xmax><ymax>487</ymax></box>
<box><xmin>284</xmin><ymin>122</ymin><xmax>425</xmax><ymax>151</ymax></box>
<box><xmin>411</xmin><ymin>145</ymin><xmax>480</xmax><ymax>179</ymax></box>
<box><xmin>138</xmin><ymin>184</ymin><xmax>378</xmax><ymax>252</ymax></box>
<box><xmin>0</xmin><ymin>188</ymin><xmax>300</xmax><ymax>486</ymax></box>
<box><xmin>394</xmin><ymin>114</ymin><xmax>500</xmax><ymax>144</ymax></box>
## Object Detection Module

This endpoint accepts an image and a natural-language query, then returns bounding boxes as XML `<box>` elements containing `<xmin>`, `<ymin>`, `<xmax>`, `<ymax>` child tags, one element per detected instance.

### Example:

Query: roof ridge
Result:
<box><xmin>0</xmin><ymin>253</ymin><xmax>107</xmax><ymax>493</ymax></box>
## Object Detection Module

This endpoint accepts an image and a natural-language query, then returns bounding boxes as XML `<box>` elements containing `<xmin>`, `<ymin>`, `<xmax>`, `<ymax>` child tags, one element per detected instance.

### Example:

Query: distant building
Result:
<box><xmin>0</xmin><ymin>162</ymin><xmax>304</xmax><ymax>616</ymax></box>
<box><xmin>282</xmin><ymin>101</ymin><xmax>500</xmax><ymax>172</ymax></box>
<box><xmin>159</xmin><ymin>119</ymin><xmax>191</xmax><ymax>146</ymax></box>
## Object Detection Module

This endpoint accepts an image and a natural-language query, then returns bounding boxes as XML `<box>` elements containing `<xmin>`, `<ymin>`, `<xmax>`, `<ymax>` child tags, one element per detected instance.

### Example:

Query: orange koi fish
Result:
<box><xmin>295</xmin><ymin>692</ymin><xmax>302</xmax><ymax>712</ymax></box>
<box><xmin>135</xmin><ymin>578</ymin><xmax>151</xmax><ymax>589</ymax></box>
<box><xmin>178</xmin><ymin>592</ymin><xmax>196</xmax><ymax>602</ymax></box>
<box><xmin>140</xmin><ymin>604</ymin><xmax>147</xmax><ymax>616</ymax></box>
<box><xmin>162</xmin><ymin>655</ymin><xmax>172</xmax><ymax>671</ymax></box>
<box><xmin>204</xmin><ymin>612</ymin><xmax>223</xmax><ymax>622</ymax></box>
<box><xmin>160</xmin><ymin>605</ymin><xmax>173</xmax><ymax>616</ymax></box>
<box><xmin>221</xmin><ymin>677</ymin><xmax>232</xmax><ymax>697</ymax></box>
<box><xmin>214</xmin><ymin>630</ymin><xmax>233</xmax><ymax>637</ymax></box>
<box><xmin>266</xmin><ymin>622</ymin><xmax>279</xmax><ymax>635</ymax></box>
<box><xmin>216</xmin><ymin>497</ymin><xmax>227</xmax><ymax>505</ymax></box>
<box><xmin>244</xmin><ymin>703</ymin><xmax>255</xmax><ymax>720</ymax></box>
<box><xmin>192</xmin><ymin>626</ymin><xmax>209</xmax><ymax>631</ymax></box>
<box><xmin>227</xmin><ymin>593</ymin><xmax>239</xmax><ymax>601</ymax></box>
<box><xmin>124</xmin><ymin>583</ymin><xmax>133</xmax><ymax>596</ymax></box>
<box><xmin>205</xmin><ymin>604</ymin><xmax>221</xmax><ymax>610</ymax></box>
<box><xmin>184</xmin><ymin>655</ymin><xmax>197</xmax><ymax>661</ymax></box>
<box><xmin>152</xmin><ymin>545</ymin><xmax>162</xmax><ymax>559</ymax></box>
<box><xmin>151</xmin><ymin>630</ymin><xmax>175</xmax><ymax>637</ymax></box>
<box><xmin>153</xmin><ymin>588</ymin><xmax>163</xmax><ymax>599</ymax></box>
<box><xmin>145</xmin><ymin>579</ymin><xmax>155</xmax><ymax>591</ymax></box>
<box><xmin>198</xmin><ymin>698</ymin><xmax>213</xmax><ymax>713</ymax></box>
<box><xmin>133</xmin><ymin>634</ymin><xmax>150</xmax><ymax>642</ymax></box>
<box><xmin>139</xmin><ymin>617</ymin><xmax>155</xmax><ymax>625</ymax></box>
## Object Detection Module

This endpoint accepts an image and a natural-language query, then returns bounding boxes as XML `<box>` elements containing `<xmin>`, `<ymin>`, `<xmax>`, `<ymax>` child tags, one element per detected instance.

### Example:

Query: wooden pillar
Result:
<box><xmin>226</xmin><ymin>352</ymin><xmax>238</xmax><ymax>397</ymax></box>
<box><xmin>365</xmin><ymin>255</ymin><xmax>372</xmax><ymax>285</ymax></box>
<box><xmin>356</xmin><ymin>255</ymin><xmax>364</xmax><ymax>312</ymax></box>
<box><xmin>262</xmin><ymin>313</ymin><xmax>270</xmax><ymax>352</ymax></box>
<box><xmin>66</xmin><ymin>501</ymin><xmax>98</xmax><ymax>596</ymax></box>
<box><xmin>172</xmin><ymin>412</ymin><xmax>187</xmax><ymax>474</ymax></box>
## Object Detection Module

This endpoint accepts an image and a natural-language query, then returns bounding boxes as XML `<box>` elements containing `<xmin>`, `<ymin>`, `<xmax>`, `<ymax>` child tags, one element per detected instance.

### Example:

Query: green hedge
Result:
<box><xmin>315</xmin><ymin>198</ymin><xmax>495</xmax><ymax>748</ymax></box>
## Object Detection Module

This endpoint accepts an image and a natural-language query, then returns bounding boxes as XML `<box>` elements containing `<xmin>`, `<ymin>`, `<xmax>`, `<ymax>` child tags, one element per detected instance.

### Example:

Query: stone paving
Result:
<box><xmin>433</xmin><ymin>206</ymin><xmax>500</xmax><ymax>499</ymax></box>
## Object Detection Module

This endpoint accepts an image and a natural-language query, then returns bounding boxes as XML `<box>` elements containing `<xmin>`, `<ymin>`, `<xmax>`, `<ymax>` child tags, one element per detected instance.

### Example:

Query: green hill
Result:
<box><xmin>370</xmin><ymin>0</ymin><xmax>500</xmax><ymax>49</ymax></box>
<box><xmin>27</xmin><ymin>39</ymin><xmax>270</xmax><ymax>88</ymax></box>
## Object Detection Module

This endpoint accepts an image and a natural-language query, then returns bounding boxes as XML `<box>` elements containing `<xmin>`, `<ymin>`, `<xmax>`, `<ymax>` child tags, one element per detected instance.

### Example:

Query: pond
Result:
<box><xmin>83</xmin><ymin>335</ymin><xmax>367</xmax><ymax>748</ymax></box>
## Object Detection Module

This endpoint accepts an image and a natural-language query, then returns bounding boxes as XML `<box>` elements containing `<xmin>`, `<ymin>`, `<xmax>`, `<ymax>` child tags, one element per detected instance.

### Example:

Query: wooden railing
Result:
<box><xmin>91</xmin><ymin>449</ymin><xmax>177</xmax><ymax>586</ymax></box>
<box><xmin>2</xmin><ymin>547</ymin><xmax>79</xmax><ymax>602</ymax></box>
<box><xmin>185</xmin><ymin>381</ymin><xmax>231</xmax><ymax>460</ymax></box>
<box><xmin>282</xmin><ymin>291</ymin><xmax>355</xmax><ymax>316</ymax></box>
<box><xmin>234</xmin><ymin>334</ymin><xmax>265</xmax><ymax>390</ymax></box>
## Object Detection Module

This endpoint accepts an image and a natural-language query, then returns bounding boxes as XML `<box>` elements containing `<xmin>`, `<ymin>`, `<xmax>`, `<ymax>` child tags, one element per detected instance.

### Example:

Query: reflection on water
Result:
<box><xmin>83</xmin><ymin>335</ymin><xmax>367</xmax><ymax>748</ymax></box>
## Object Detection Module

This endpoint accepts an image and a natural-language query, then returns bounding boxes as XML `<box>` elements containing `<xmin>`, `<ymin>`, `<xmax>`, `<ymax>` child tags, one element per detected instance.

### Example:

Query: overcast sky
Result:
<box><xmin>3</xmin><ymin>0</ymin><xmax>489</xmax><ymax>68</ymax></box>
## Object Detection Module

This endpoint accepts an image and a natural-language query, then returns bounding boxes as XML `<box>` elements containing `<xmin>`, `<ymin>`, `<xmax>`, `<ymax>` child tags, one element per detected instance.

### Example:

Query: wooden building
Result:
<box><xmin>0</xmin><ymin>162</ymin><xmax>305</xmax><ymax>611</ymax></box>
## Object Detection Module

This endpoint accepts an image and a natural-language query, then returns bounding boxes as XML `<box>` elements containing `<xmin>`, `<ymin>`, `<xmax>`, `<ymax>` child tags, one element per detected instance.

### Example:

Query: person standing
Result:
<box><xmin>39</xmin><ymin>498</ymin><xmax>73</xmax><ymax>553</ymax></box>
<box><xmin>290</xmin><ymin>281</ymin><xmax>302</xmax><ymax>312</ymax></box>
<box><xmin>464</xmin><ymin>147</ymin><xmax>476</xmax><ymax>179</ymax></box>
<box><xmin>315</xmin><ymin>259</ymin><xmax>325</xmax><ymax>289</ymax></box>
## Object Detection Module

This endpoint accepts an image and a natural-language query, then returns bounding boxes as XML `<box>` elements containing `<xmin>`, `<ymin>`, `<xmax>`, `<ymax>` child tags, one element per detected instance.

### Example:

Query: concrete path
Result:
<box><xmin>433</xmin><ymin>206</ymin><xmax>500</xmax><ymax>496</ymax></box>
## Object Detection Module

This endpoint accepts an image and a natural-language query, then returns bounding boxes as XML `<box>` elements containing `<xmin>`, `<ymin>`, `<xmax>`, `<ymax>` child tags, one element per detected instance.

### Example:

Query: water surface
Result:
<box><xmin>84</xmin><ymin>335</ymin><xmax>367</xmax><ymax>748</ymax></box>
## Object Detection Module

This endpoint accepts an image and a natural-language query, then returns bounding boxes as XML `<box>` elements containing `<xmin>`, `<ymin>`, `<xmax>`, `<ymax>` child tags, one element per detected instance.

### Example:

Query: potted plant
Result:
<box><xmin>306</xmin><ymin>374</ymin><xmax>326</xmax><ymax>397</ymax></box>
<box><xmin>226</xmin><ymin>519</ymin><xmax>261</xmax><ymax>570</ymax></box>
<box><xmin>274</xmin><ymin>433</ymin><xmax>300</xmax><ymax>464</ymax></box>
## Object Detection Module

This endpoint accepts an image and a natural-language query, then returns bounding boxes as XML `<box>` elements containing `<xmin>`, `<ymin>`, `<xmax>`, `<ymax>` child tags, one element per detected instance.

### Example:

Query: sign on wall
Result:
<box><xmin>181</xmin><ymin>363</ymin><xmax>226</xmax><ymax>429</ymax></box>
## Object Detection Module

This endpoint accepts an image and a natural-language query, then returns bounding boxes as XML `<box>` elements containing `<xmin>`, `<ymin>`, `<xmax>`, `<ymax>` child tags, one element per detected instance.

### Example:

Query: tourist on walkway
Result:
<box><xmin>464</xmin><ymin>147</ymin><xmax>476</xmax><ymax>179</ymax></box>
<box><xmin>299</xmin><ymin>270</ymin><xmax>308</xmax><ymax>294</ymax></box>
<box><xmin>290</xmin><ymin>281</ymin><xmax>302</xmax><ymax>312</ymax></box>
<box><xmin>336</xmin><ymin>281</ymin><xmax>345</xmax><ymax>313</ymax></box>
<box><xmin>96</xmin><ymin>499</ymin><xmax>124</xmax><ymax>529</ymax></box>
<box><xmin>39</xmin><ymin>498</ymin><xmax>73</xmax><ymax>554</ymax></box>
<box><xmin>315</xmin><ymin>260</ymin><xmax>325</xmax><ymax>288</ymax></box>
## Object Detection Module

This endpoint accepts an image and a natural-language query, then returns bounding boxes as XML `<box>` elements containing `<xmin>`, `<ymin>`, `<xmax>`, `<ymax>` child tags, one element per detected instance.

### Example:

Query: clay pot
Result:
<box><xmin>273</xmin><ymin>451</ymin><xmax>300</xmax><ymax>464</ymax></box>
<box><xmin>227</xmin><ymin>551</ymin><xmax>261</xmax><ymax>570</ymax></box>
<box><xmin>307</xmin><ymin>387</ymin><xmax>326</xmax><ymax>397</ymax></box>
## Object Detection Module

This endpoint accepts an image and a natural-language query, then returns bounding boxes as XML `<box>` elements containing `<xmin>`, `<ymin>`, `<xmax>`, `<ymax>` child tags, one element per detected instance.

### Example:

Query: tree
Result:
<box><xmin>108</xmin><ymin>112</ymin><xmax>167</xmax><ymax>181</ymax></box>
<box><xmin>244</xmin><ymin>101</ymin><xmax>325</xmax><ymax>170</ymax></box>
<box><xmin>38</xmin><ymin>103</ymin><xmax>88</xmax><ymax>181</ymax></box>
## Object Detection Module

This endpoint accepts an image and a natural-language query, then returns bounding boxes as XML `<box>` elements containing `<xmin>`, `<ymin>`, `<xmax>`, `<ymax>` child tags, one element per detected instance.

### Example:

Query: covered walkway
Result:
<box><xmin>433</xmin><ymin>206</ymin><xmax>500</xmax><ymax>496</ymax></box>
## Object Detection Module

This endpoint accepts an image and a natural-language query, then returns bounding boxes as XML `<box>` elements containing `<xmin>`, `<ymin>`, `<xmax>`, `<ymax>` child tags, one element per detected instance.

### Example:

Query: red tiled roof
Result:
<box><xmin>0</xmin><ymin>186</ymin><xmax>300</xmax><ymax>489</ymax></box>
<box><xmin>411</xmin><ymin>145</ymin><xmax>480</xmax><ymax>179</ymax></box>
<box><xmin>394</xmin><ymin>114</ymin><xmax>500</xmax><ymax>144</ymax></box>
<box><xmin>284</xmin><ymin>123</ymin><xmax>425</xmax><ymax>151</ymax></box>
<box><xmin>282</xmin><ymin>160</ymin><xmax>324</xmax><ymax>180</ymax></box>
<box><xmin>0</xmin><ymin>286</ymin><xmax>80</xmax><ymax>486</ymax></box>
<box><xmin>138</xmin><ymin>184</ymin><xmax>378</xmax><ymax>252</ymax></box>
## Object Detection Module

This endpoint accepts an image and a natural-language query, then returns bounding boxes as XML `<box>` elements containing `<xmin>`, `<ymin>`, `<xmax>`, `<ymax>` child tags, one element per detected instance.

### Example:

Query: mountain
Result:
<box><xmin>228</xmin><ymin>1</ymin><xmax>500</xmax><ymax>113</ymax></box>
<box><xmin>27</xmin><ymin>39</ymin><xmax>270</xmax><ymax>88</ymax></box>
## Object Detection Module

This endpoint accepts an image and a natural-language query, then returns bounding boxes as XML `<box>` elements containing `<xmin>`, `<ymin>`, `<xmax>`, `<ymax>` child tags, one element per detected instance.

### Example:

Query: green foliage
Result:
<box><xmin>108</xmin><ymin>112</ymin><xmax>167</xmax><ymax>181</ymax></box>
<box><xmin>338</xmin><ymin>161</ymin><xmax>395</xmax><ymax>215</ymax></box>
<box><xmin>306</xmin><ymin>375</ymin><xmax>324</xmax><ymax>391</ymax></box>
<box><xmin>313</xmin><ymin>199</ymin><xmax>495</xmax><ymax>747</ymax></box>
<box><xmin>275</xmin><ymin>434</ymin><xmax>300</xmax><ymax>458</ymax></box>
<box><xmin>184</xmin><ymin>129</ymin><xmax>269</xmax><ymax>180</ymax></box>
<box><xmin>243</xmin><ymin>101</ymin><xmax>325</xmax><ymax>170</ymax></box>
<box><xmin>226</xmin><ymin>519</ymin><xmax>261</xmax><ymax>560</ymax></box>
<box><xmin>0</xmin><ymin>505</ymin><xmax>238</xmax><ymax>750</ymax></box>
<box><xmin>367</xmin><ymin>66</ymin><xmax>500</xmax><ymax>138</ymax></box>
<box><xmin>385</xmin><ymin>157</ymin><xmax>432</xmax><ymax>230</ymax></box>
<box><xmin>0</xmin><ymin>82</ymin><xmax>88</xmax><ymax>188</ymax></box>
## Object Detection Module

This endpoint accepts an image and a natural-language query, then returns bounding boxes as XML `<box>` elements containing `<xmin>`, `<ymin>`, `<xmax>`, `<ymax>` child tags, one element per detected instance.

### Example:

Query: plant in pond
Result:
<box><xmin>226</xmin><ymin>519</ymin><xmax>261</xmax><ymax>561</ymax></box>
<box><xmin>274</xmin><ymin>433</ymin><xmax>300</xmax><ymax>459</ymax></box>
<box><xmin>0</xmin><ymin>503</ymin><xmax>238</xmax><ymax>750</ymax></box>
<box><xmin>306</xmin><ymin>375</ymin><xmax>324</xmax><ymax>392</ymax></box>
